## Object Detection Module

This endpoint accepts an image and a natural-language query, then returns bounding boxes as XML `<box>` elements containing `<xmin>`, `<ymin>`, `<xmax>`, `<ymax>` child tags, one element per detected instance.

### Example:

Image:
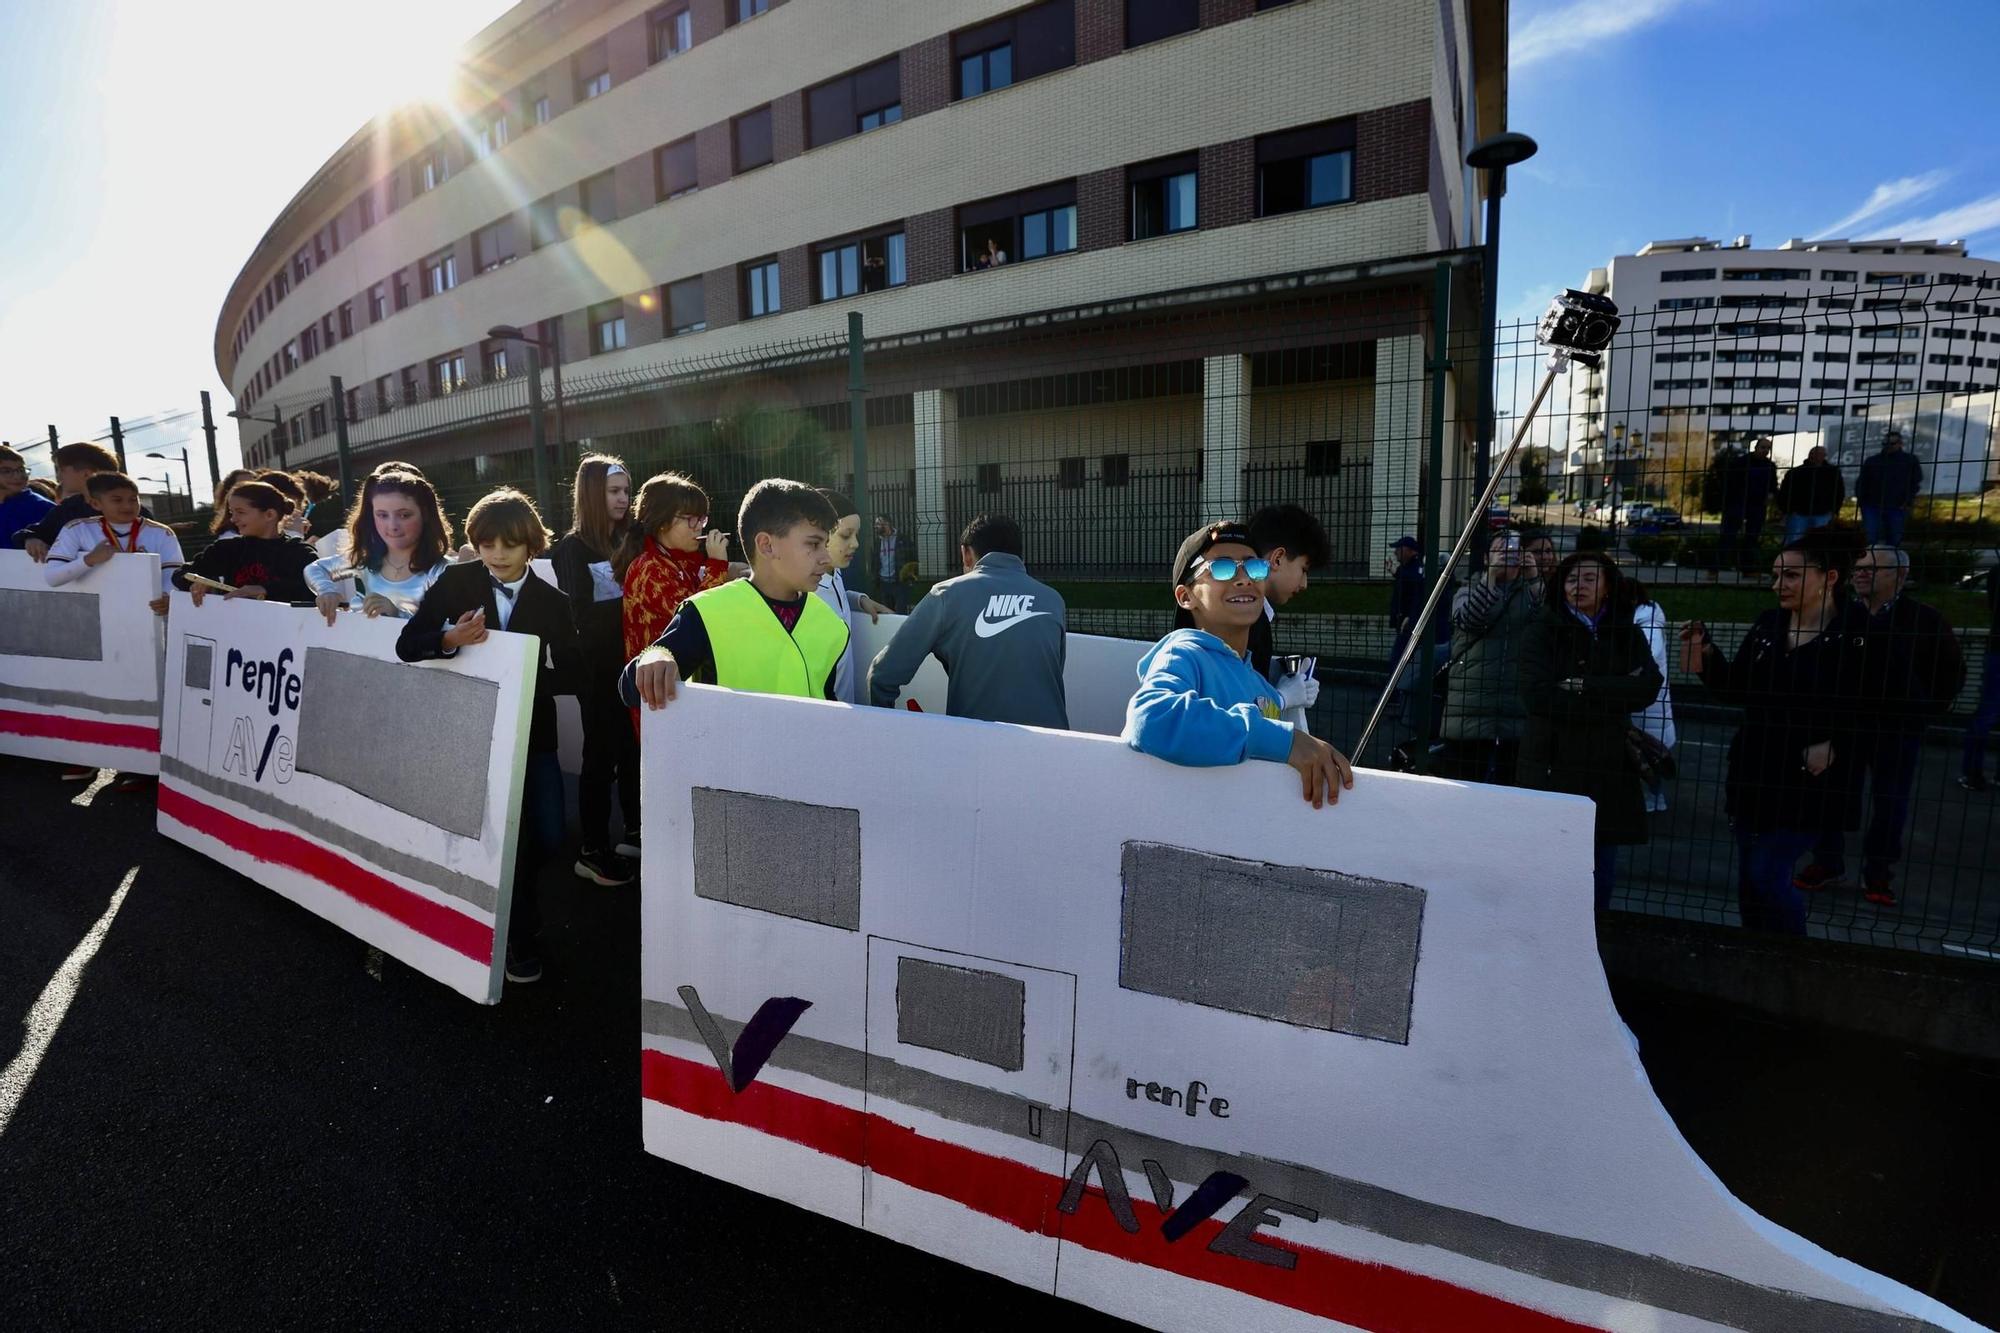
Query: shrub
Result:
<box><xmin>1908</xmin><ymin>543</ymin><xmax>1982</xmax><ymax>587</ymax></box>
<box><xmin>1576</xmin><ymin>525</ymin><xmax>1612</xmax><ymax>552</ymax></box>
<box><xmin>1629</xmin><ymin>535</ymin><xmax>1683</xmax><ymax>566</ymax></box>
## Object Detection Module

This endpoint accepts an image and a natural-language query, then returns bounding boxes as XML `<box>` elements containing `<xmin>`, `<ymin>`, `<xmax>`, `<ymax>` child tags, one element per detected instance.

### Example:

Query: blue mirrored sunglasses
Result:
<box><xmin>1187</xmin><ymin>556</ymin><xmax>1270</xmax><ymax>584</ymax></box>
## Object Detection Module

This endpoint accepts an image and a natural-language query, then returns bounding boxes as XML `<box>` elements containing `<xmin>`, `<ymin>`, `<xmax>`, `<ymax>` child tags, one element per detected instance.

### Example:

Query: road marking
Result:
<box><xmin>365</xmin><ymin>947</ymin><xmax>385</xmax><ymax>981</ymax></box>
<box><xmin>0</xmin><ymin>866</ymin><xmax>136</xmax><ymax>1138</ymax></box>
<box><xmin>70</xmin><ymin>769</ymin><xmax>114</xmax><ymax>807</ymax></box>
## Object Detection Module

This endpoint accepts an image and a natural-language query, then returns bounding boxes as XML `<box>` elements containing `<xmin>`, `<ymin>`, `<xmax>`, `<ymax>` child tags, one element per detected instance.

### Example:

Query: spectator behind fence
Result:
<box><xmin>398</xmin><ymin>488</ymin><xmax>578</xmax><ymax>985</ymax></box>
<box><xmin>0</xmin><ymin>444</ymin><xmax>55</xmax><ymax>548</ymax></box>
<box><xmin>550</xmin><ymin>455</ymin><xmax>641</xmax><ymax>885</ymax></box>
<box><xmin>868</xmin><ymin>514</ymin><xmax>916</xmax><ymax>614</ymax></box>
<box><xmin>1245</xmin><ymin>504</ymin><xmax>1331</xmax><ymax>709</ymax></box>
<box><xmin>1385</xmin><ymin>535</ymin><xmax>1424</xmax><ymax>713</ymax></box>
<box><xmin>1714</xmin><ymin>439</ymin><xmax>1778</xmax><ymax>574</ymax></box>
<box><xmin>43</xmin><ymin>471</ymin><xmax>184</xmax><ymax>612</ymax></box>
<box><xmin>174</xmin><ymin>481</ymin><xmax>317</xmax><ymax>606</ymax></box>
<box><xmin>869</xmin><ymin>513</ymin><xmax>1068</xmax><ymax>728</ymax></box>
<box><xmin>616</xmin><ymin>472</ymin><xmax>734</xmax><ymax>721</ymax></box>
<box><xmin>1522</xmin><ymin>528</ymin><xmax>1559</xmax><ymax>586</ymax></box>
<box><xmin>621</xmin><ymin>480</ymin><xmax>847</xmax><ymax>711</ymax></box>
<box><xmin>1777</xmin><ymin>445</ymin><xmax>1845</xmax><ymax>542</ymax></box>
<box><xmin>1961</xmin><ymin>570</ymin><xmax>2000</xmax><ymax>793</ymax></box>
<box><xmin>1122</xmin><ymin>522</ymin><xmax>1353</xmax><ymax>808</ymax></box>
<box><xmin>1628</xmin><ymin>580</ymin><xmax>1679</xmax><ymax>814</ymax></box>
<box><xmin>1437</xmin><ymin>526</ymin><xmax>1542</xmax><ymax>784</ymax></box>
<box><xmin>813</xmin><ymin>492</ymin><xmax>892</xmax><ymax>705</ymax></box>
<box><xmin>305</xmin><ymin>471</ymin><xmax>453</xmax><ymax>623</ymax></box>
<box><xmin>1682</xmin><ymin>528</ymin><xmax>1871</xmax><ymax>935</ymax></box>
<box><xmin>1518</xmin><ymin>551</ymin><xmax>1663</xmax><ymax>910</ymax></box>
<box><xmin>207</xmin><ymin>467</ymin><xmax>257</xmax><ymax>540</ymax></box>
<box><xmin>1856</xmin><ymin>429</ymin><xmax>1923</xmax><ymax>548</ymax></box>
<box><xmin>1797</xmin><ymin>546</ymin><xmax>1963</xmax><ymax>907</ymax></box>
<box><xmin>11</xmin><ymin>442</ymin><xmax>141</xmax><ymax>561</ymax></box>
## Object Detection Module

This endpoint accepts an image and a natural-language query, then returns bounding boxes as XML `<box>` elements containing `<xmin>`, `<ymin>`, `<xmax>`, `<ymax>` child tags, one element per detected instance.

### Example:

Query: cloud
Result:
<box><xmin>1512</xmin><ymin>0</ymin><xmax>1691</xmax><ymax>69</ymax></box>
<box><xmin>1877</xmin><ymin>192</ymin><xmax>2000</xmax><ymax>244</ymax></box>
<box><xmin>1814</xmin><ymin>171</ymin><xmax>1953</xmax><ymax>238</ymax></box>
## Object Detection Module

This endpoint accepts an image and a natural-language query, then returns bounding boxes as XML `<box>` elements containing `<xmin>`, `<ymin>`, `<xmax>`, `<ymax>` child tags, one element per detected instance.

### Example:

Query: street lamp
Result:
<box><xmin>226</xmin><ymin>406</ymin><xmax>287</xmax><ymax>471</ymax></box>
<box><xmin>146</xmin><ymin>447</ymin><xmax>194</xmax><ymax>500</ymax></box>
<box><xmin>1465</xmin><ymin>132</ymin><xmax>1540</xmax><ymax>533</ymax></box>
<box><xmin>488</xmin><ymin>323</ymin><xmax>566</xmax><ymax>515</ymax></box>
<box><xmin>486</xmin><ymin>323</ymin><xmax>567</xmax><ymax>449</ymax></box>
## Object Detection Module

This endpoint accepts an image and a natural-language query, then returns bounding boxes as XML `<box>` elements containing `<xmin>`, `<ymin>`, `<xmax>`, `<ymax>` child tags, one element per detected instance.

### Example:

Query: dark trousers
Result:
<box><xmin>1716</xmin><ymin>508</ymin><xmax>1766</xmax><ymax>572</ymax></box>
<box><xmin>1435</xmin><ymin>737</ymin><xmax>1519</xmax><ymax>786</ymax></box>
<box><xmin>510</xmin><ymin>751</ymin><xmax>566</xmax><ymax>955</ymax></box>
<box><xmin>1593</xmin><ymin>842</ymin><xmax>1618</xmax><ymax>912</ymax></box>
<box><xmin>1812</xmin><ymin>732</ymin><xmax>1922</xmax><ymax>876</ymax></box>
<box><xmin>1736</xmin><ymin>829</ymin><xmax>1817</xmax><ymax>935</ymax></box>
<box><xmin>1965</xmin><ymin>651</ymin><xmax>2000</xmax><ymax>777</ymax></box>
<box><xmin>578</xmin><ymin>682</ymin><xmax>640</xmax><ymax>850</ymax></box>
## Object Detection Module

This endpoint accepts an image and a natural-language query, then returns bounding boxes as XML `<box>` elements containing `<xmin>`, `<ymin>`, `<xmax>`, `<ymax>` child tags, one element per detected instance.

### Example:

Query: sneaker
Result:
<box><xmin>574</xmin><ymin>849</ymin><xmax>636</xmax><ymax>887</ymax></box>
<box><xmin>1792</xmin><ymin>863</ymin><xmax>1839</xmax><ymax>893</ymax></box>
<box><xmin>1958</xmin><ymin>773</ymin><xmax>1991</xmax><ymax>793</ymax></box>
<box><xmin>58</xmin><ymin>765</ymin><xmax>96</xmax><ymax>782</ymax></box>
<box><xmin>1862</xmin><ymin>870</ymin><xmax>1898</xmax><ymax>907</ymax></box>
<box><xmin>615</xmin><ymin>830</ymin><xmax>641</xmax><ymax>860</ymax></box>
<box><xmin>505</xmin><ymin>949</ymin><xmax>544</xmax><ymax>984</ymax></box>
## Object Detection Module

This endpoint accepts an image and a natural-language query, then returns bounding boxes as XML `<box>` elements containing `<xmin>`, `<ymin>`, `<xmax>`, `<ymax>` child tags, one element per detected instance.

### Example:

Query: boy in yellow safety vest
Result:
<box><xmin>620</xmin><ymin>478</ymin><xmax>849</xmax><ymax>710</ymax></box>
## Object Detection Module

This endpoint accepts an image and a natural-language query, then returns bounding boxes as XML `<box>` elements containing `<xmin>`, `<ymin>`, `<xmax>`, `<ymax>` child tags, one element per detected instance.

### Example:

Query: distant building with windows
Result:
<box><xmin>216</xmin><ymin>0</ymin><xmax>1508</xmax><ymax>570</ymax></box>
<box><xmin>1565</xmin><ymin>235</ymin><xmax>2000</xmax><ymax>498</ymax></box>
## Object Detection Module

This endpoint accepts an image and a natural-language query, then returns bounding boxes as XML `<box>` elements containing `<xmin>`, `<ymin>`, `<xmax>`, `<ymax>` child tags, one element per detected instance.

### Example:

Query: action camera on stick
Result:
<box><xmin>1536</xmin><ymin>289</ymin><xmax>1621</xmax><ymax>368</ymax></box>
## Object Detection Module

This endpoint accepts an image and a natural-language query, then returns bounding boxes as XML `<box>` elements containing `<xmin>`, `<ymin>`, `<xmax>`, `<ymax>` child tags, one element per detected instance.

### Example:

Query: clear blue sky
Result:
<box><xmin>1</xmin><ymin>1</ymin><xmax>1994</xmax><ymax>484</ymax></box>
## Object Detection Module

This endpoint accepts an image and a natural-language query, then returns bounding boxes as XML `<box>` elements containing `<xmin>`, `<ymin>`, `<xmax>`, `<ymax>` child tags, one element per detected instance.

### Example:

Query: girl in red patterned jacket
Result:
<box><xmin>615</xmin><ymin>473</ymin><xmax>733</xmax><ymax>715</ymax></box>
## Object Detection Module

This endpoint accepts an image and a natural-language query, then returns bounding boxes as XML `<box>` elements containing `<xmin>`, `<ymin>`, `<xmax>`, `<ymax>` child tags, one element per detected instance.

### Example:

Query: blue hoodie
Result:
<box><xmin>1122</xmin><ymin>629</ymin><xmax>1296</xmax><ymax>767</ymax></box>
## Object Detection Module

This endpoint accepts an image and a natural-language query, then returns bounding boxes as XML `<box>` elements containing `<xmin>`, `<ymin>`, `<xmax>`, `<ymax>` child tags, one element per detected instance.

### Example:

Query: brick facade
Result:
<box><xmin>1077</xmin><ymin>166</ymin><xmax>1125</xmax><ymax>253</ymax></box>
<box><xmin>695</xmin><ymin>123</ymin><xmax>733</xmax><ymax>190</ymax></box>
<box><xmin>1199</xmin><ymin>0</ymin><xmax>1256</xmax><ymax>27</ymax></box>
<box><xmin>1076</xmin><ymin>0</ymin><xmax>1124</xmax><ymax>64</ymax></box>
<box><xmin>1198</xmin><ymin>139</ymin><xmax>1255</xmax><ymax>230</ymax></box>
<box><xmin>607</xmin><ymin>13</ymin><xmax>651</xmax><ymax>86</ymax></box>
<box><xmin>1355</xmin><ymin>98</ymin><xmax>1431</xmax><ymax>205</ymax></box>
<box><xmin>778</xmin><ymin>245</ymin><xmax>813</xmax><ymax>316</ymax></box>
<box><xmin>703</xmin><ymin>264</ymin><xmax>740</xmax><ymax>330</ymax></box>
<box><xmin>613</xmin><ymin>152</ymin><xmax>655</xmax><ymax>219</ymax></box>
<box><xmin>905</xmin><ymin>208</ymin><xmax>959</xmax><ymax>285</ymax></box>
<box><xmin>902</xmin><ymin>35</ymin><xmax>953</xmax><ymax>118</ymax></box>
<box><xmin>689</xmin><ymin>0</ymin><xmax>728</xmax><ymax>46</ymax></box>
<box><xmin>772</xmin><ymin>91</ymin><xmax>806</xmax><ymax>163</ymax></box>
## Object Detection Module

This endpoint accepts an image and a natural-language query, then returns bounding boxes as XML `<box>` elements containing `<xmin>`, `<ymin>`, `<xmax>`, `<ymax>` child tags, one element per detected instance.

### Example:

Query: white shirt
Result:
<box><xmin>43</xmin><ymin>517</ymin><xmax>184</xmax><ymax>595</ymax></box>
<box><xmin>813</xmin><ymin>568</ymin><xmax>871</xmax><ymax>704</ymax></box>
<box><xmin>492</xmin><ymin>570</ymin><xmax>530</xmax><ymax>632</ymax></box>
<box><xmin>303</xmin><ymin>553</ymin><xmax>447</xmax><ymax>616</ymax></box>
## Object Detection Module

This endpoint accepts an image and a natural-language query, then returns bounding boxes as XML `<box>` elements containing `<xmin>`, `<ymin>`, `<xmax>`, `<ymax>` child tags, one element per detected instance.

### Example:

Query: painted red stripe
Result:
<box><xmin>0</xmin><ymin>707</ymin><xmax>157</xmax><ymax>752</ymax></box>
<box><xmin>158</xmin><ymin>782</ymin><xmax>493</xmax><ymax>964</ymax></box>
<box><xmin>641</xmin><ymin>1049</ymin><xmax>1595</xmax><ymax>1332</ymax></box>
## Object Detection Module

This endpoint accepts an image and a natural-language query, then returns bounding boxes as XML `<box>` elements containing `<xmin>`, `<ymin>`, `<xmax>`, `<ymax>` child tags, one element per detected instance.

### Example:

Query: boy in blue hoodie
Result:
<box><xmin>1123</xmin><ymin>522</ymin><xmax>1354</xmax><ymax>808</ymax></box>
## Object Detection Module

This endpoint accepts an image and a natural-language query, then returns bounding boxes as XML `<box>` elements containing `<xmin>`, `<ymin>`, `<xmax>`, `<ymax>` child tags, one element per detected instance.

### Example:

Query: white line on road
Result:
<box><xmin>70</xmin><ymin>770</ymin><xmax>115</xmax><ymax>807</ymax></box>
<box><xmin>0</xmin><ymin>866</ymin><xmax>137</xmax><ymax>1138</ymax></box>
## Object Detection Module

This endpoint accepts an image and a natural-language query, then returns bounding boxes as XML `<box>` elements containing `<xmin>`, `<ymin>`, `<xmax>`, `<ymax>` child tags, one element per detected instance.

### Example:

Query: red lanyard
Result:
<box><xmin>100</xmin><ymin>519</ymin><xmax>140</xmax><ymax>553</ymax></box>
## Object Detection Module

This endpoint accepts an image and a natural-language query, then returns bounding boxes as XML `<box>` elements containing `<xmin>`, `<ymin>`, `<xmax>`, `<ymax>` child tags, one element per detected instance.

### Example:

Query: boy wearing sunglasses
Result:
<box><xmin>1122</xmin><ymin>523</ymin><xmax>1355</xmax><ymax>808</ymax></box>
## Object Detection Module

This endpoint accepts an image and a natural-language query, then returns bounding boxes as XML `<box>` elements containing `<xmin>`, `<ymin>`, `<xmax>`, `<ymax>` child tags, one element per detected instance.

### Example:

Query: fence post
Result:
<box><xmin>848</xmin><ymin>311</ymin><xmax>869</xmax><ymax>552</ymax></box>
<box><xmin>329</xmin><ymin>376</ymin><xmax>354</xmax><ymax>514</ymax></box>
<box><xmin>199</xmin><ymin>391</ymin><xmax>221</xmax><ymax>499</ymax></box>
<box><xmin>108</xmin><ymin>416</ymin><xmax>126</xmax><ymax>472</ymax></box>
<box><xmin>1411</xmin><ymin>261</ymin><xmax>1455</xmax><ymax>771</ymax></box>
<box><xmin>47</xmin><ymin>424</ymin><xmax>58</xmax><ymax>451</ymax></box>
<box><xmin>526</xmin><ymin>344</ymin><xmax>553</xmax><ymax>516</ymax></box>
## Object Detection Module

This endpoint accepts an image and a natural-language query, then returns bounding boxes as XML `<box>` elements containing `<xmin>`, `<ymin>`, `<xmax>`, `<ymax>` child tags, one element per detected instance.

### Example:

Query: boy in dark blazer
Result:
<box><xmin>398</xmin><ymin>488</ymin><xmax>579</xmax><ymax>985</ymax></box>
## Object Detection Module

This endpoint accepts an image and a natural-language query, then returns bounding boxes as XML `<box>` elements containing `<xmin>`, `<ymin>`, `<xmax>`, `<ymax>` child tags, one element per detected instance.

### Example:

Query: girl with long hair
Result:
<box><xmin>175</xmin><ymin>480</ymin><xmax>318</xmax><ymax>605</ymax></box>
<box><xmin>304</xmin><ymin>471</ymin><xmax>455</xmax><ymax>624</ymax></box>
<box><xmin>616</xmin><ymin>471</ymin><xmax>732</xmax><ymax>678</ymax></box>
<box><xmin>208</xmin><ymin>467</ymin><xmax>258</xmax><ymax>538</ymax></box>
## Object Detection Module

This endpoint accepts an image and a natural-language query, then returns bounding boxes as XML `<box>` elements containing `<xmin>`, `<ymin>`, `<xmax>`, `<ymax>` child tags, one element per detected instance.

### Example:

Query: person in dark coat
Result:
<box><xmin>1855</xmin><ymin>429</ymin><xmax>1923</xmax><ymax>547</ymax></box>
<box><xmin>1518</xmin><ymin>551</ymin><xmax>1664</xmax><ymax>911</ymax></box>
<box><xmin>1722</xmin><ymin>438</ymin><xmax>1780</xmax><ymax>572</ymax></box>
<box><xmin>1961</xmin><ymin>569</ymin><xmax>2000</xmax><ymax>792</ymax></box>
<box><xmin>1681</xmin><ymin>528</ymin><xmax>1872</xmax><ymax>935</ymax></box>
<box><xmin>1777</xmin><ymin>446</ymin><xmax>1846</xmax><ymax>542</ymax></box>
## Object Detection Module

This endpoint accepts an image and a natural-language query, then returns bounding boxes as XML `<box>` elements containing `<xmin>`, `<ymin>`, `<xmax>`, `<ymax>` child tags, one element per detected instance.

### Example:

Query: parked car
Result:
<box><xmin>1649</xmin><ymin>506</ymin><xmax>1684</xmax><ymax>530</ymax></box>
<box><xmin>1619</xmin><ymin>502</ymin><xmax>1655</xmax><ymax>525</ymax></box>
<box><xmin>1486</xmin><ymin>504</ymin><xmax>1513</xmax><ymax>530</ymax></box>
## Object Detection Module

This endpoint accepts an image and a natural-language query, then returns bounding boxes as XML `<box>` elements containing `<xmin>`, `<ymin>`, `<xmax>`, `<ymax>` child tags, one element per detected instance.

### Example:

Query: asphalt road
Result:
<box><xmin>2</xmin><ymin>754</ymin><xmax>1995</xmax><ymax>1330</ymax></box>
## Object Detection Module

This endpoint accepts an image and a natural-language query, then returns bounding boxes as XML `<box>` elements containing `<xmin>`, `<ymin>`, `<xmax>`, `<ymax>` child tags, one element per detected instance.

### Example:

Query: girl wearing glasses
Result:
<box><xmin>616</xmin><ymin>472</ymin><xmax>733</xmax><ymax>713</ymax></box>
<box><xmin>1123</xmin><ymin>522</ymin><xmax>1354</xmax><ymax>809</ymax></box>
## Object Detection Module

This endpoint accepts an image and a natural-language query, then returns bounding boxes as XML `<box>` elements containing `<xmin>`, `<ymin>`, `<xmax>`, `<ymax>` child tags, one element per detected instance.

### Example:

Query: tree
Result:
<box><xmin>1516</xmin><ymin>449</ymin><xmax>1551</xmax><ymax>507</ymax></box>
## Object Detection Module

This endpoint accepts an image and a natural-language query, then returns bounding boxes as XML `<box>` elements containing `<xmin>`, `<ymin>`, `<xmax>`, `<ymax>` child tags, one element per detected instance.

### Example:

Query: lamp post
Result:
<box><xmin>487</xmin><ymin>323</ymin><xmax>567</xmax><ymax>449</ymax></box>
<box><xmin>1465</xmin><ymin>132</ymin><xmax>1540</xmax><ymax>539</ymax></box>
<box><xmin>226</xmin><ymin>406</ymin><xmax>286</xmax><ymax>470</ymax></box>
<box><xmin>146</xmin><ymin>447</ymin><xmax>194</xmax><ymax>500</ymax></box>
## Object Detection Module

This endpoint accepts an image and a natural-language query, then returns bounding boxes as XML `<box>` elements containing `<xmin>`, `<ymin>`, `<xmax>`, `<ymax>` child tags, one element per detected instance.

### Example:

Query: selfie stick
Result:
<box><xmin>1352</xmin><ymin>290</ymin><xmax>1621</xmax><ymax>765</ymax></box>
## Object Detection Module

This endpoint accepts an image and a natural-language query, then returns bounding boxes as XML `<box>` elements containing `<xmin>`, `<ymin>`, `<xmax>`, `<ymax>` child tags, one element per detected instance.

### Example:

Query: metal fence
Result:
<box><xmin>179</xmin><ymin>263</ymin><xmax>2000</xmax><ymax>961</ymax></box>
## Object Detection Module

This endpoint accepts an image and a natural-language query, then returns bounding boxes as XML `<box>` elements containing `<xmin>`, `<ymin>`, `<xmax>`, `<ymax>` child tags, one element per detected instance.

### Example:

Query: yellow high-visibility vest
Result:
<box><xmin>686</xmin><ymin>577</ymin><xmax>849</xmax><ymax>699</ymax></box>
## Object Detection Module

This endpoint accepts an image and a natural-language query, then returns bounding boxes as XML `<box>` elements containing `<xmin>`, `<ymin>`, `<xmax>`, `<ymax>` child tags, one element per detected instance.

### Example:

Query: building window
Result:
<box><xmin>393</xmin><ymin>271</ymin><xmax>411</xmax><ymax>311</ymax></box>
<box><xmin>977</xmin><ymin>462</ymin><xmax>1002</xmax><ymax>494</ymax></box>
<box><xmin>359</xmin><ymin>192</ymin><xmax>376</xmax><ymax>231</ymax></box>
<box><xmin>656</xmin><ymin>137</ymin><xmax>698</xmax><ymax>200</ymax></box>
<box><xmin>589</xmin><ymin>301</ymin><xmax>629</xmax><ymax>353</ymax></box>
<box><xmin>1723</xmin><ymin>267</ymin><xmax>1809</xmax><ymax>281</ymax></box>
<box><xmin>473</xmin><ymin>110</ymin><xmax>509</xmax><ymax>158</ymax></box>
<box><xmin>1126</xmin><ymin>0</ymin><xmax>1197</xmax><ymax>47</ymax></box>
<box><xmin>575</xmin><ymin>42</ymin><xmax>611</xmax><ymax>102</ymax></box>
<box><xmin>665</xmin><ymin>276</ymin><xmax>707</xmax><ymax>335</ymax></box>
<box><xmin>308</xmin><ymin>403</ymin><xmax>328</xmax><ymax>439</ymax></box>
<box><xmin>482</xmin><ymin>340</ymin><xmax>511</xmax><ymax>381</ymax></box>
<box><xmin>429</xmin><ymin>354</ymin><xmax>467</xmax><ymax>396</ymax></box>
<box><xmin>301</xmin><ymin>326</ymin><xmax>320</xmax><ymax>361</ymax></box>
<box><xmin>1659</xmin><ymin>268</ymin><xmax>1715</xmax><ymax>282</ymax></box>
<box><xmin>338</xmin><ymin>301</ymin><xmax>354</xmax><ymax>338</ymax></box>
<box><xmin>1257</xmin><ymin>120</ymin><xmax>1355</xmax><ymax>216</ymax></box>
<box><xmin>530</xmin><ymin>195</ymin><xmax>560</xmax><ymax>250</ymax></box>
<box><xmin>959</xmin><ymin>181</ymin><xmax>1077</xmax><ymax>269</ymax></box>
<box><xmin>954</xmin><ymin>0</ymin><xmax>1073</xmax><ymax>99</ymax></box>
<box><xmin>1657</xmin><ymin>297</ymin><xmax>1714</xmax><ymax>310</ymax></box>
<box><xmin>1304</xmin><ymin>440</ymin><xmax>1342</xmax><ymax>476</ymax></box>
<box><xmin>651</xmin><ymin>5</ymin><xmax>692</xmax><ymax>60</ymax></box>
<box><xmin>734</xmin><ymin>105</ymin><xmax>774</xmax><ymax>173</ymax></box>
<box><xmin>283</xmin><ymin>340</ymin><xmax>300</xmax><ymax>373</ymax></box>
<box><xmin>1100</xmin><ymin>453</ymin><xmax>1131</xmax><ymax>488</ymax></box>
<box><xmin>533</xmin><ymin>96</ymin><xmax>551</xmax><ymax>126</ymax></box>
<box><xmin>580</xmin><ymin>171</ymin><xmax>618</xmax><ymax>226</ymax></box>
<box><xmin>1820</xmin><ymin>269</ymin><xmax>1857</xmax><ymax>281</ymax></box>
<box><xmin>742</xmin><ymin>258</ymin><xmax>781</xmax><ymax>318</ymax></box>
<box><xmin>807</xmin><ymin>57</ymin><xmax>903</xmax><ymax>148</ymax></box>
<box><xmin>419</xmin><ymin>147</ymin><xmax>449</xmax><ymax>193</ymax></box>
<box><xmin>293</xmin><ymin>247</ymin><xmax>312</xmax><ymax>283</ymax></box>
<box><xmin>314</xmin><ymin>231</ymin><xmax>329</xmax><ymax>265</ymax></box>
<box><xmin>1129</xmin><ymin>154</ymin><xmax>1197</xmax><ymax>240</ymax></box>
<box><xmin>1057</xmin><ymin>457</ymin><xmax>1085</xmax><ymax>490</ymax></box>
<box><xmin>816</xmin><ymin>230</ymin><xmax>906</xmax><ymax>301</ymax></box>
<box><xmin>726</xmin><ymin>0</ymin><xmax>769</xmax><ymax>24</ymax></box>
<box><xmin>368</xmin><ymin>283</ymin><xmax>387</xmax><ymax>323</ymax></box>
<box><xmin>421</xmin><ymin>249</ymin><xmax>457</xmax><ymax>297</ymax></box>
<box><xmin>321</xmin><ymin>312</ymin><xmax>336</xmax><ymax>349</ymax></box>
<box><xmin>473</xmin><ymin>220</ymin><xmax>514</xmax><ymax>273</ymax></box>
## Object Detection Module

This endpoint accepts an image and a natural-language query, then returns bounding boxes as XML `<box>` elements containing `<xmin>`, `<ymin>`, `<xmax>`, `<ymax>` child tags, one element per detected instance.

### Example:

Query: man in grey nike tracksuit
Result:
<box><xmin>868</xmin><ymin>513</ymin><xmax>1069</xmax><ymax>728</ymax></box>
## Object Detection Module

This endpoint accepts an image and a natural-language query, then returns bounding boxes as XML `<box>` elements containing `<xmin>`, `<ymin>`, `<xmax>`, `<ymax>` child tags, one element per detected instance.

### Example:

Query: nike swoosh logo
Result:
<box><xmin>973</xmin><ymin>612</ymin><xmax>1050</xmax><ymax>639</ymax></box>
